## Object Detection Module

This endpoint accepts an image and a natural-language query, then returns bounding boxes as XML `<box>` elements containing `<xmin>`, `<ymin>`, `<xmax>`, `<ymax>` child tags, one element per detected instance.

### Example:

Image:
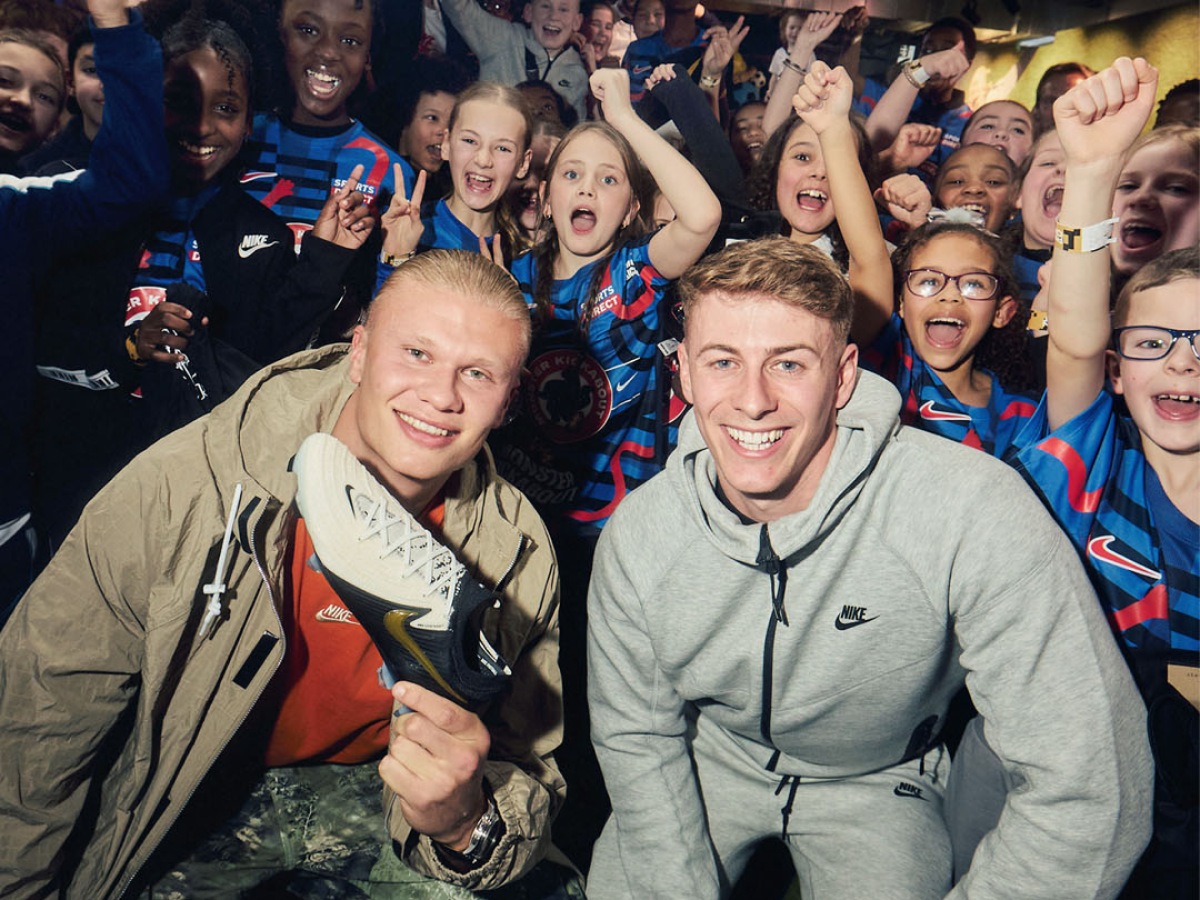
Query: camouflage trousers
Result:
<box><xmin>144</xmin><ymin>762</ymin><xmax>584</xmax><ymax>900</ymax></box>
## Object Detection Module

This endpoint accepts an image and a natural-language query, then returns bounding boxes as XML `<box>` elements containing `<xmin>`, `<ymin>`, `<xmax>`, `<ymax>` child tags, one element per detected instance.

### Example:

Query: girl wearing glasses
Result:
<box><xmin>857</xmin><ymin>218</ymin><xmax>1035</xmax><ymax>457</ymax></box>
<box><xmin>978</xmin><ymin>59</ymin><xmax>1197</xmax><ymax>898</ymax></box>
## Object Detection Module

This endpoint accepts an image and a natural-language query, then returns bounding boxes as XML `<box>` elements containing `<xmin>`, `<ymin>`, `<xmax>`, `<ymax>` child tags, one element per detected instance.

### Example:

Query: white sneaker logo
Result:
<box><xmin>238</xmin><ymin>234</ymin><xmax>280</xmax><ymax>259</ymax></box>
<box><xmin>315</xmin><ymin>603</ymin><xmax>357</xmax><ymax>624</ymax></box>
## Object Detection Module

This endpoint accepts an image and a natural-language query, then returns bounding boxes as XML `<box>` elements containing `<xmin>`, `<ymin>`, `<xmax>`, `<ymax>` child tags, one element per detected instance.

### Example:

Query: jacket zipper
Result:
<box><xmin>494</xmin><ymin>532</ymin><xmax>527</xmax><ymax>598</ymax></box>
<box><xmin>116</xmin><ymin>500</ymin><xmax>285</xmax><ymax>900</ymax></box>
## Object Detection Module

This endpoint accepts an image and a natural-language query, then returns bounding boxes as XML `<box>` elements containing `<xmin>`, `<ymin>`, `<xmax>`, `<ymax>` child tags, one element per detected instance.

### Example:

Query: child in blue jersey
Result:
<box><xmin>494</xmin><ymin>66</ymin><xmax>719</xmax><ymax>540</ymax></box>
<box><xmin>379</xmin><ymin>82</ymin><xmax>532</xmax><ymax>262</ymax></box>
<box><xmin>240</xmin><ymin>0</ymin><xmax>413</xmax><ymax>297</ymax></box>
<box><xmin>1009</xmin><ymin>59</ymin><xmax>1197</xmax><ymax>896</ymax></box>
<box><xmin>492</xmin><ymin>65</ymin><xmax>720</xmax><ymax>869</ymax></box>
<box><xmin>857</xmin><ymin>221</ymin><xmax>1036</xmax><ymax>456</ymax></box>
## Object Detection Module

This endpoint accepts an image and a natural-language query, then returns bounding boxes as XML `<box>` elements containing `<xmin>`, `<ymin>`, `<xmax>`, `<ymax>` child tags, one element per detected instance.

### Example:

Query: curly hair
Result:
<box><xmin>891</xmin><ymin>220</ymin><xmax>1034</xmax><ymax>389</ymax></box>
<box><xmin>142</xmin><ymin>0</ymin><xmax>277</xmax><ymax>110</ymax></box>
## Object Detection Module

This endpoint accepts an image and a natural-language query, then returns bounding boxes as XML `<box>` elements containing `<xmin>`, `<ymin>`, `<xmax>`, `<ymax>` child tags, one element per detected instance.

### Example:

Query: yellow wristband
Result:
<box><xmin>1026</xmin><ymin>309</ymin><xmax>1048</xmax><ymax>332</ymax></box>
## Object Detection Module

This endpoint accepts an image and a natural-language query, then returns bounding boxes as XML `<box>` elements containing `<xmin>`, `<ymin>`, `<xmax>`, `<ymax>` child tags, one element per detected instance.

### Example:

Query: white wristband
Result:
<box><xmin>1055</xmin><ymin>217</ymin><xmax>1119</xmax><ymax>253</ymax></box>
<box><xmin>904</xmin><ymin>60</ymin><xmax>931</xmax><ymax>87</ymax></box>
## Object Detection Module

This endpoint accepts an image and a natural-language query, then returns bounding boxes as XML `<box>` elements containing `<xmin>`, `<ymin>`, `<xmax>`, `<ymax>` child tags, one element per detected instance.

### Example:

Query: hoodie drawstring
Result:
<box><xmin>199</xmin><ymin>482</ymin><xmax>244</xmax><ymax>639</ymax></box>
<box><xmin>758</xmin><ymin>524</ymin><xmax>789</xmax><ymax>742</ymax></box>
<box><xmin>774</xmin><ymin>774</ymin><xmax>801</xmax><ymax>839</ymax></box>
<box><xmin>756</xmin><ymin>525</ymin><xmax>788</xmax><ymax>626</ymax></box>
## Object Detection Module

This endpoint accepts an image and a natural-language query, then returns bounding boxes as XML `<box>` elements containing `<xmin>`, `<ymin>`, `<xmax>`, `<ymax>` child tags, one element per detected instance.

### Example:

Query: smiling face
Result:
<box><xmin>1109</xmin><ymin>280</ymin><xmax>1200</xmax><ymax>458</ymax></box>
<box><xmin>544</xmin><ymin>127</ymin><xmax>639</xmax><ymax>276</ymax></box>
<box><xmin>1111</xmin><ymin>137</ymin><xmax>1200</xmax><ymax>276</ymax></box>
<box><xmin>443</xmin><ymin>97</ymin><xmax>531</xmax><ymax>220</ymax></box>
<box><xmin>775</xmin><ymin>119</ymin><xmax>834</xmax><ymax>242</ymax></box>
<box><xmin>962</xmin><ymin>100</ymin><xmax>1033</xmax><ymax>165</ymax></box>
<box><xmin>934</xmin><ymin>144</ymin><xmax>1016</xmax><ymax>233</ymax></box>
<box><xmin>1017</xmin><ymin>130</ymin><xmax>1064</xmax><ymax>250</ymax></box>
<box><xmin>335</xmin><ymin>276</ymin><xmax>527</xmax><ymax>510</ymax></box>
<box><xmin>585</xmin><ymin>5</ymin><xmax>615</xmax><ymax>58</ymax></box>
<box><xmin>730</xmin><ymin>102</ymin><xmax>766</xmax><ymax>173</ymax></box>
<box><xmin>163</xmin><ymin>46</ymin><xmax>252</xmax><ymax>189</ymax></box>
<box><xmin>899</xmin><ymin>231</ymin><xmax>1015</xmax><ymax>379</ymax></box>
<box><xmin>0</xmin><ymin>40</ymin><xmax>64</xmax><ymax>157</ymax></box>
<box><xmin>280</xmin><ymin>0</ymin><xmax>371</xmax><ymax>128</ymax></box>
<box><xmin>678</xmin><ymin>290</ymin><xmax>857</xmax><ymax>522</ymax></box>
<box><xmin>400</xmin><ymin>90</ymin><xmax>455</xmax><ymax>174</ymax></box>
<box><xmin>71</xmin><ymin>43</ymin><xmax>104</xmax><ymax>140</ymax></box>
<box><xmin>524</xmin><ymin>0</ymin><xmax>583</xmax><ymax>53</ymax></box>
<box><xmin>632</xmin><ymin>0</ymin><xmax>665</xmax><ymax>39</ymax></box>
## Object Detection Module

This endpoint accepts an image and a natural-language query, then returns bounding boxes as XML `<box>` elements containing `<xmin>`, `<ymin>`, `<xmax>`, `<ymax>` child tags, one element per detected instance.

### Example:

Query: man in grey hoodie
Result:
<box><xmin>586</xmin><ymin>238</ymin><xmax>1153</xmax><ymax>899</ymax></box>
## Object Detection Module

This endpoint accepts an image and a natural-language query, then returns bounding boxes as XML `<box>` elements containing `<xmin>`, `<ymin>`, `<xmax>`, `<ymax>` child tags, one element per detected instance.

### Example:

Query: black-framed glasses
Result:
<box><xmin>1113</xmin><ymin>326</ymin><xmax>1200</xmax><ymax>361</ymax></box>
<box><xmin>903</xmin><ymin>268</ymin><xmax>1002</xmax><ymax>301</ymax></box>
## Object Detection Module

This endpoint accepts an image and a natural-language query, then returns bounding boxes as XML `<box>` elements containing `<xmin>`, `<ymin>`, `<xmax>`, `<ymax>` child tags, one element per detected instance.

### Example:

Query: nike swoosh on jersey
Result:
<box><xmin>1087</xmin><ymin>535</ymin><xmax>1161</xmax><ymax>580</ymax></box>
<box><xmin>918</xmin><ymin>400</ymin><xmax>972</xmax><ymax>422</ymax></box>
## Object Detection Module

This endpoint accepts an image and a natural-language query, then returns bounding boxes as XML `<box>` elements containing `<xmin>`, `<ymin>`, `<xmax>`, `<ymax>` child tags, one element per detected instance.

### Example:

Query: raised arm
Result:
<box><xmin>793</xmin><ymin>62</ymin><xmax>893</xmax><ymax>345</ymax></box>
<box><xmin>697</xmin><ymin>16</ymin><xmax>749</xmax><ymax>119</ymax></box>
<box><xmin>763</xmin><ymin>10</ymin><xmax>841</xmax><ymax>138</ymax></box>
<box><xmin>19</xmin><ymin>0</ymin><xmax>167</xmax><ymax>259</ymax></box>
<box><xmin>643</xmin><ymin>64</ymin><xmax>747</xmax><ymax>215</ymax></box>
<box><xmin>863</xmin><ymin>47</ymin><xmax>968</xmax><ymax>152</ymax></box>
<box><xmin>1044</xmin><ymin>58</ymin><xmax>1158</xmax><ymax>430</ymax></box>
<box><xmin>836</xmin><ymin>4</ymin><xmax>868</xmax><ymax>94</ymax></box>
<box><xmin>593</xmin><ymin>68</ymin><xmax>721</xmax><ymax>279</ymax></box>
<box><xmin>436</xmin><ymin>0</ymin><xmax>511</xmax><ymax>63</ymax></box>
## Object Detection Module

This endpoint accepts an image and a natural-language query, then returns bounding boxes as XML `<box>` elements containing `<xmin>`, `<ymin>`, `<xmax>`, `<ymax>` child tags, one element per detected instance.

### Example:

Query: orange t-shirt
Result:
<box><xmin>264</xmin><ymin>499</ymin><xmax>445</xmax><ymax>767</ymax></box>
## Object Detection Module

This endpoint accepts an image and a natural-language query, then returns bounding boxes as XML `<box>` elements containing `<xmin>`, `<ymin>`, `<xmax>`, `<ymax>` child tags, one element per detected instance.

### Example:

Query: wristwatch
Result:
<box><xmin>459</xmin><ymin>794</ymin><xmax>505</xmax><ymax>867</ymax></box>
<box><xmin>698</xmin><ymin>73</ymin><xmax>721</xmax><ymax>90</ymax></box>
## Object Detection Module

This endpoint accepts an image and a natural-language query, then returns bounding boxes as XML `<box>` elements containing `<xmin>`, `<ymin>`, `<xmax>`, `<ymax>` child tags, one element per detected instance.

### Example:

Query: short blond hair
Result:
<box><xmin>373</xmin><ymin>250</ymin><xmax>531</xmax><ymax>359</ymax></box>
<box><xmin>677</xmin><ymin>238</ymin><xmax>854</xmax><ymax>345</ymax></box>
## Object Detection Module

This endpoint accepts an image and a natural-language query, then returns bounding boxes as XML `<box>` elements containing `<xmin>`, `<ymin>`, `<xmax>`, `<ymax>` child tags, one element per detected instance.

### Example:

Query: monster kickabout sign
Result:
<box><xmin>525</xmin><ymin>349</ymin><xmax>612</xmax><ymax>444</ymax></box>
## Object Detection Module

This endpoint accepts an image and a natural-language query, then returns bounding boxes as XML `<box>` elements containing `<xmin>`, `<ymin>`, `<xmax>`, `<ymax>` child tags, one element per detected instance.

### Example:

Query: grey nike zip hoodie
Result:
<box><xmin>587</xmin><ymin>370</ymin><xmax>1151</xmax><ymax>899</ymax></box>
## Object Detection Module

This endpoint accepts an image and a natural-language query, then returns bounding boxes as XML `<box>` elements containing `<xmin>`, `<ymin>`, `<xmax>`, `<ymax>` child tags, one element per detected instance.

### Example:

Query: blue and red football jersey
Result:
<box><xmin>1012</xmin><ymin>390</ymin><xmax>1199</xmax><ymax>653</ymax></box>
<box><xmin>419</xmin><ymin>198</ymin><xmax>491</xmax><ymax>253</ymax></box>
<box><xmin>492</xmin><ymin>236</ymin><xmax>683</xmax><ymax>539</ymax></box>
<box><xmin>861</xmin><ymin>313</ymin><xmax>1036</xmax><ymax>457</ymax></box>
<box><xmin>241</xmin><ymin>115</ymin><xmax>414</xmax><ymax>292</ymax></box>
